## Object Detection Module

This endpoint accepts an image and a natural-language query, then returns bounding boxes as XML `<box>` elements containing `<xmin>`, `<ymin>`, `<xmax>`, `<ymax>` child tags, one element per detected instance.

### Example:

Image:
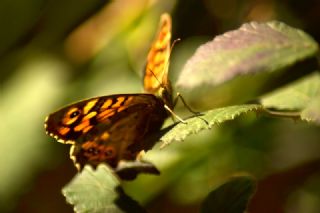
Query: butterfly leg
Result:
<box><xmin>136</xmin><ymin>150</ymin><xmax>146</xmax><ymax>161</ymax></box>
<box><xmin>164</xmin><ymin>104</ymin><xmax>187</xmax><ymax>123</ymax></box>
<box><xmin>174</xmin><ymin>92</ymin><xmax>201</xmax><ymax>115</ymax></box>
<box><xmin>174</xmin><ymin>93</ymin><xmax>209</xmax><ymax>125</ymax></box>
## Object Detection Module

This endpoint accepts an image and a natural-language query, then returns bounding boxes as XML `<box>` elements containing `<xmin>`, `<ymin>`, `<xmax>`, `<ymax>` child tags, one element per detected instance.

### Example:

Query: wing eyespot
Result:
<box><xmin>105</xmin><ymin>146</ymin><xmax>116</xmax><ymax>158</ymax></box>
<box><xmin>62</xmin><ymin>107</ymin><xmax>82</xmax><ymax>125</ymax></box>
<box><xmin>70</xmin><ymin>110</ymin><xmax>80</xmax><ymax>118</ymax></box>
<box><xmin>88</xmin><ymin>147</ymin><xmax>99</xmax><ymax>155</ymax></box>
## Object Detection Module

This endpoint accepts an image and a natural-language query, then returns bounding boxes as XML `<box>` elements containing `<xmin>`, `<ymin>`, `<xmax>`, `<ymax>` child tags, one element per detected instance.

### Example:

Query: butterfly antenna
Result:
<box><xmin>171</xmin><ymin>38</ymin><xmax>181</xmax><ymax>52</ymax></box>
<box><xmin>147</xmin><ymin>68</ymin><xmax>165</xmax><ymax>88</ymax></box>
<box><xmin>162</xmin><ymin>38</ymin><xmax>181</xmax><ymax>83</ymax></box>
<box><xmin>148</xmin><ymin>39</ymin><xmax>181</xmax><ymax>89</ymax></box>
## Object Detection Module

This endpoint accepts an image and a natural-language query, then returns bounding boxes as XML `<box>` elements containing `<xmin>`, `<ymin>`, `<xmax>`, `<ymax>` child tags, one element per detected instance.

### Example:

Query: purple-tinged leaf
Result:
<box><xmin>177</xmin><ymin>21</ymin><xmax>318</xmax><ymax>89</ymax></box>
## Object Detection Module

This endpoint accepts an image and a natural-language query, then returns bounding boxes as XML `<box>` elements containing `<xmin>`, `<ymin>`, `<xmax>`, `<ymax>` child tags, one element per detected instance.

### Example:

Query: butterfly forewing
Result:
<box><xmin>45</xmin><ymin>94</ymin><xmax>168</xmax><ymax>169</ymax></box>
<box><xmin>69</xmin><ymin>97</ymin><xmax>167</xmax><ymax>170</ymax></box>
<box><xmin>144</xmin><ymin>13</ymin><xmax>172</xmax><ymax>96</ymax></box>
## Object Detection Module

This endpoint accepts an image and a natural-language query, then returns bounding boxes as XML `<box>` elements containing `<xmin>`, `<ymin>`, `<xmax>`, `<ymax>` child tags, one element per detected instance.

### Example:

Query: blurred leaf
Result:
<box><xmin>261</xmin><ymin>72</ymin><xmax>320</xmax><ymax>110</ymax></box>
<box><xmin>301</xmin><ymin>94</ymin><xmax>320</xmax><ymax>125</ymax></box>
<box><xmin>261</xmin><ymin>73</ymin><xmax>320</xmax><ymax>124</ymax></box>
<box><xmin>33</xmin><ymin>0</ymin><xmax>109</xmax><ymax>45</ymax></box>
<box><xmin>65</xmin><ymin>0</ymin><xmax>150</xmax><ymax>63</ymax></box>
<box><xmin>62</xmin><ymin>165</ymin><xmax>146</xmax><ymax>213</ymax></box>
<box><xmin>248</xmin><ymin>159</ymin><xmax>320</xmax><ymax>213</ymax></box>
<box><xmin>0</xmin><ymin>0</ymin><xmax>108</xmax><ymax>55</ymax></box>
<box><xmin>201</xmin><ymin>175</ymin><xmax>256</xmax><ymax>213</ymax></box>
<box><xmin>160</xmin><ymin>104</ymin><xmax>261</xmax><ymax>147</ymax></box>
<box><xmin>177</xmin><ymin>21</ymin><xmax>318</xmax><ymax>89</ymax></box>
<box><xmin>260</xmin><ymin>72</ymin><xmax>320</xmax><ymax>125</ymax></box>
<box><xmin>0</xmin><ymin>0</ymin><xmax>45</xmax><ymax>54</ymax></box>
<box><xmin>0</xmin><ymin>55</ymin><xmax>69</xmax><ymax>211</ymax></box>
<box><xmin>124</xmin><ymin>130</ymin><xmax>224</xmax><ymax>204</ymax></box>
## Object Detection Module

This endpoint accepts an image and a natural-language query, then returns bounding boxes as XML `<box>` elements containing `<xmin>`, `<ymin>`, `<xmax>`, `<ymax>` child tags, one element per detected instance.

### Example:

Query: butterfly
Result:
<box><xmin>45</xmin><ymin>13</ymin><xmax>183</xmax><ymax>173</ymax></box>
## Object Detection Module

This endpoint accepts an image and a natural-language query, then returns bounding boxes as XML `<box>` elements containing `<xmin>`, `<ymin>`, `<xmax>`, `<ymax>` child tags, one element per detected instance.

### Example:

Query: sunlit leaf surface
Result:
<box><xmin>160</xmin><ymin>104</ymin><xmax>262</xmax><ymax>147</ymax></box>
<box><xmin>261</xmin><ymin>72</ymin><xmax>320</xmax><ymax>110</ymax></box>
<box><xmin>62</xmin><ymin>165</ymin><xmax>145</xmax><ymax>213</ymax></box>
<box><xmin>261</xmin><ymin>72</ymin><xmax>320</xmax><ymax>125</ymax></box>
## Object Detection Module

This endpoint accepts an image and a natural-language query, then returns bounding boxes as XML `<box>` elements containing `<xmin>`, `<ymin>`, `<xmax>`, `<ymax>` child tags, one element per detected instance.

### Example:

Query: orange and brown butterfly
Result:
<box><xmin>44</xmin><ymin>13</ymin><xmax>176</xmax><ymax>173</ymax></box>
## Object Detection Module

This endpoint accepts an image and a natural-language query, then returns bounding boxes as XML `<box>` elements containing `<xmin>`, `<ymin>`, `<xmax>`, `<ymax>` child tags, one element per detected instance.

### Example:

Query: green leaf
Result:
<box><xmin>62</xmin><ymin>165</ymin><xmax>146</xmax><ymax>213</ymax></box>
<box><xmin>201</xmin><ymin>175</ymin><xmax>256</xmax><ymax>213</ymax></box>
<box><xmin>177</xmin><ymin>21</ymin><xmax>318</xmax><ymax>89</ymax></box>
<box><xmin>160</xmin><ymin>104</ymin><xmax>261</xmax><ymax>147</ymax></box>
<box><xmin>261</xmin><ymin>72</ymin><xmax>320</xmax><ymax>110</ymax></box>
<box><xmin>301</xmin><ymin>94</ymin><xmax>320</xmax><ymax>125</ymax></box>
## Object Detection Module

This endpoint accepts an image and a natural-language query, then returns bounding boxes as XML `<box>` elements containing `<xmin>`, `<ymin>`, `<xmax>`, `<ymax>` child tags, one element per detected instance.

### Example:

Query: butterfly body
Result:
<box><xmin>45</xmin><ymin>13</ymin><xmax>174</xmax><ymax>171</ymax></box>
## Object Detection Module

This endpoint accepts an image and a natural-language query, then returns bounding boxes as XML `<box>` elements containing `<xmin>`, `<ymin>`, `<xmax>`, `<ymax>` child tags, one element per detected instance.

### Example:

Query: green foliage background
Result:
<box><xmin>1</xmin><ymin>0</ymin><xmax>320</xmax><ymax>212</ymax></box>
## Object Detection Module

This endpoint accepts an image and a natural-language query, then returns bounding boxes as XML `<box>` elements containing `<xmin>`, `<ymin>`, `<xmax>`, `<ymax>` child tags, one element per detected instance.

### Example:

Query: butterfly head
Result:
<box><xmin>159</xmin><ymin>78</ymin><xmax>174</xmax><ymax>109</ymax></box>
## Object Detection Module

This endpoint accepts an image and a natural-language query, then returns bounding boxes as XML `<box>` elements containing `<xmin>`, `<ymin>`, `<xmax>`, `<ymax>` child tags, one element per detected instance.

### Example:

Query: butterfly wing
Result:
<box><xmin>45</xmin><ymin>13</ymin><xmax>175</xmax><ymax>172</ymax></box>
<box><xmin>144</xmin><ymin>13</ymin><xmax>172</xmax><ymax>102</ymax></box>
<box><xmin>45</xmin><ymin>94</ymin><xmax>167</xmax><ymax>169</ymax></box>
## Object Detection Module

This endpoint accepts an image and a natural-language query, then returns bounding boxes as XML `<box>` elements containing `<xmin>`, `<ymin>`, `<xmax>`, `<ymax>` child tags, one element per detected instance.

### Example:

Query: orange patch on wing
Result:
<box><xmin>82</xmin><ymin>111</ymin><xmax>97</xmax><ymax>120</ymax></box>
<box><xmin>73</xmin><ymin>111</ymin><xmax>96</xmax><ymax>132</ymax></box>
<box><xmin>117</xmin><ymin>106</ymin><xmax>127</xmax><ymax>112</ymax></box>
<box><xmin>58</xmin><ymin>127</ymin><xmax>70</xmax><ymax>135</ymax></box>
<box><xmin>74</xmin><ymin>120</ymin><xmax>90</xmax><ymax>132</ymax></box>
<box><xmin>83</xmin><ymin>125</ymin><xmax>93</xmax><ymax>133</ymax></box>
<box><xmin>125</xmin><ymin>96</ymin><xmax>134</xmax><ymax>104</ymax></box>
<box><xmin>101</xmin><ymin>99</ymin><xmax>113</xmax><ymax>110</ymax></box>
<box><xmin>82</xmin><ymin>141</ymin><xmax>96</xmax><ymax>149</ymax></box>
<box><xmin>96</xmin><ymin>109</ymin><xmax>115</xmax><ymax>121</ymax></box>
<box><xmin>100</xmin><ymin>132</ymin><xmax>110</xmax><ymax>140</ymax></box>
<box><xmin>154</xmin><ymin>53</ymin><xmax>166</xmax><ymax>64</ymax></box>
<box><xmin>83</xmin><ymin>99</ymin><xmax>98</xmax><ymax>114</ymax></box>
<box><xmin>112</xmin><ymin>96</ymin><xmax>125</xmax><ymax>108</ymax></box>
